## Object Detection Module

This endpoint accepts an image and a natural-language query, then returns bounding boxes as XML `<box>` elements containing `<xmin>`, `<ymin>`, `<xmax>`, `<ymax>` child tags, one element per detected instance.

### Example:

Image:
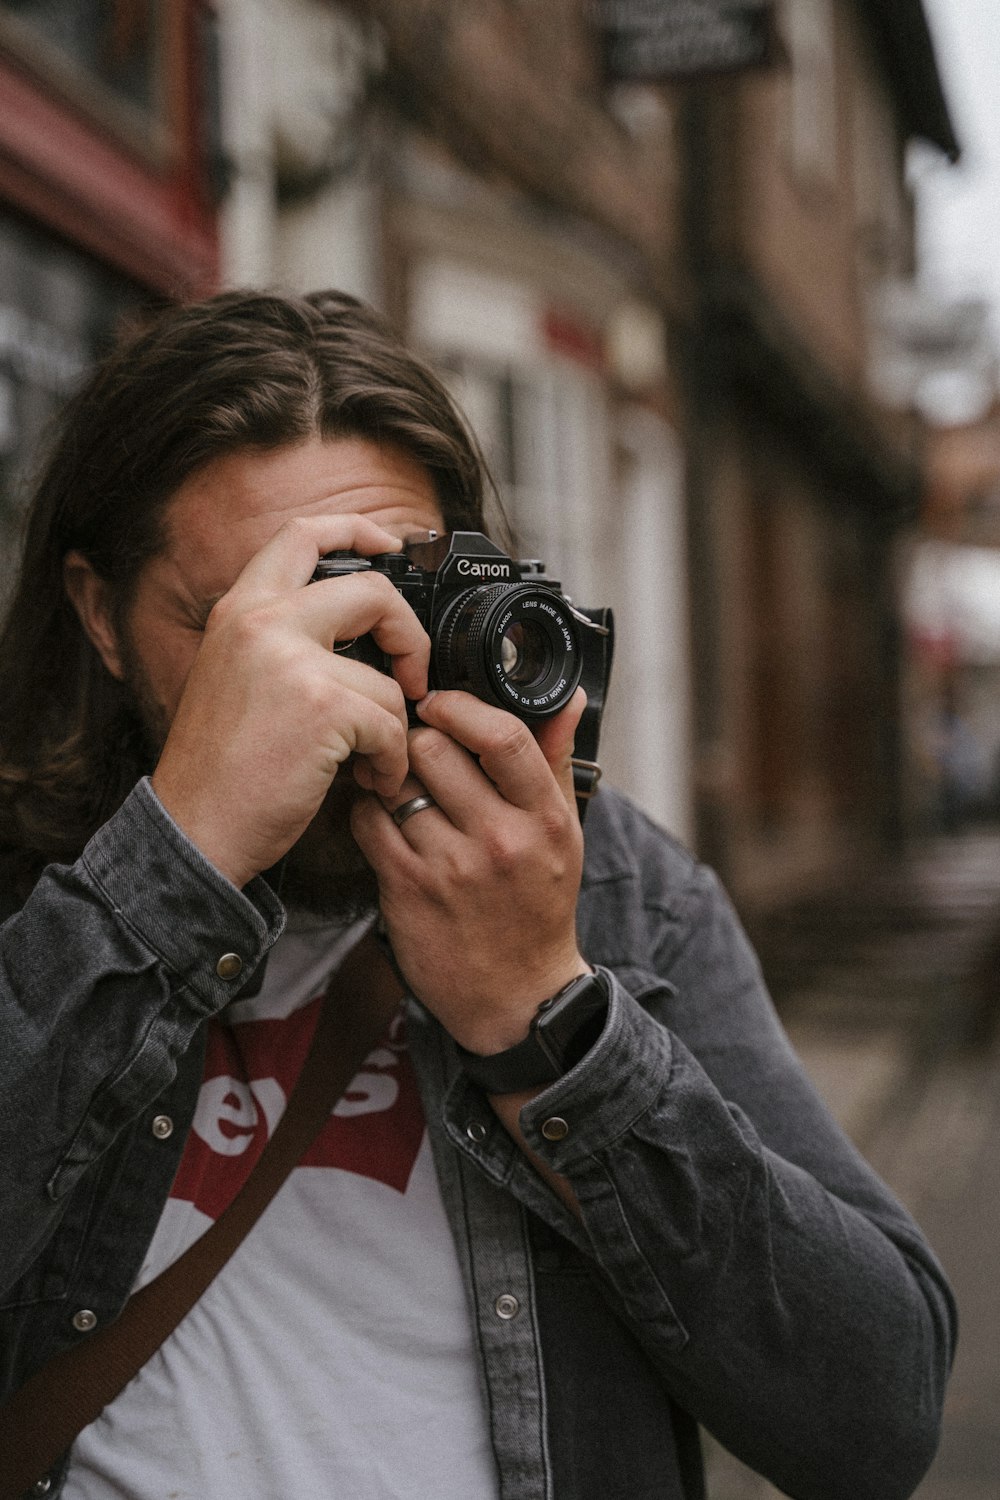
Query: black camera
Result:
<box><xmin>311</xmin><ymin>531</ymin><xmax>612</xmax><ymax>728</ymax></box>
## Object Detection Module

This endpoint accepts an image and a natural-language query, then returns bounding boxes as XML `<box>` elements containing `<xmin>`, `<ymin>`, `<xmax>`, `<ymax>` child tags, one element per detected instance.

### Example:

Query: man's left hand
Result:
<box><xmin>350</xmin><ymin>688</ymin><xmax>590</xmax><ymax>1055</ymax></box>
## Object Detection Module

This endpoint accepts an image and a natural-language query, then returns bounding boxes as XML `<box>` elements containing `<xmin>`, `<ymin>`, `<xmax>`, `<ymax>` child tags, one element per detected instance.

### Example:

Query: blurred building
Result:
<box><xmin>681</xmin><ymin>0</ymin><xmax>957</xmax><ymax>905</ymax></box>
<box><xmin>926</xmin><ymin>403</ymin><xmax>1000</xmax><ymax>548</ymax></box>
<box><xmin>902</xmin><ymin>403</ymin><xmax>1000</xmax><ymax>829</ymax></box>
<box><xmin>0</xmin><ymin>0</ymin><xmax>959</xmax><ymax>906</ymax></box>
<box><xmin>0</xmin><ymin>0</ymin><xmax>219</xmax><ymax>574</ymax></box>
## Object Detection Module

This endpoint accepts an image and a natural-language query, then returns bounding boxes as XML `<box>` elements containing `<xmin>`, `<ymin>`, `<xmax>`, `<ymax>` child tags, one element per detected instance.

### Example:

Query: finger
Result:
<box><xmin>383</xmin><ymin>773</ymin><xmax>427</xmax><ymax>807</ymax></box>
<box><xmin>226</xmin><ymin>514</ymin><xmax>403</xmax><ymax>598</ymax></box>
<box><xmin>316</xmin><ymin>682</ymin><xmax>411</xmax><ymax>797</ymax></box>
<box><xmin>309</xmin><ymin>646</ymin><xmax>410</xmax><ymax>728</ymax></box>
<box><xmin>382</xmin><ymin>776</ymin><xmax>452</xmax><ymax>847</ymax></box>
<box><xmin>351</xmin><ymin>790</ymin><xmax>400</xmax><ymax>868</ymax></box>
<box><xmin>404</xmin><ymin>724</ymin><xmax>505</xmax><ymax>834</ymax></box>
<box><xmin>289</xmin><ymin>571</ymin><xmax>430</xmax><ymax>700</ymax></box>
<box><xmin>531</xmin><ymin>688</ymin><xmax>588</xmax><ymax>811</ymax></box>
<box><xmin>413</xmin><ymin>692</ymin><xmax>561</xmax><ymax>812</ymax></box>
<box><xmin>350</xmin><ymin>788</ymin><xmax>426</xmax><ymax>873</ymax></box>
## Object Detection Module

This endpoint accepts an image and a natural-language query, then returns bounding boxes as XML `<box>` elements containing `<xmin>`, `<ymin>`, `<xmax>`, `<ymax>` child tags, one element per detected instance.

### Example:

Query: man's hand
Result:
<box><xmin>152</xmin><ymin>515</ymin><xmax>430</xmax><ymax>889</ymax></box>
<box><xmin>350</xmin><ymin>688</ymin><xmax>590</xmax><ymax>1054</ymax></box>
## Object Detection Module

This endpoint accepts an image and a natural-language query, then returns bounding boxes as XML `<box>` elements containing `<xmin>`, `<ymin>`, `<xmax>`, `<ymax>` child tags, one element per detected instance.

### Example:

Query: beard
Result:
<box><xmin>119</xmin><ymin>641</ymin><xmax>380</xmax><ymax>924</ymax></box>
<box><xmin>271</xmin><ymin>775</ymin><xmax>379</xmax><ymax>922</ymax></box>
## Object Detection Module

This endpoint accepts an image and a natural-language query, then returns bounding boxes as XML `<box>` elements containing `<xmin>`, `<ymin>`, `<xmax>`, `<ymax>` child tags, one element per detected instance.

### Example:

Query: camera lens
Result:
<box><xmin>499</xmin><ymin>621</ymin><xmax>553</xmax><ymax>688</ymax></box>
<box><xmin>432</xmin><ymin>584</ymin><xmax>582</xmax><ymax>719</ymax></box>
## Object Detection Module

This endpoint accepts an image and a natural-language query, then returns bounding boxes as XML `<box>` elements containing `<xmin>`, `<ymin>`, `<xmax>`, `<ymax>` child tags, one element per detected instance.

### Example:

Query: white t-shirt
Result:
<box><xmin>65</xmin><ymin>916</ymin><xmax>498</xmax><ymax>1500</ymax></box>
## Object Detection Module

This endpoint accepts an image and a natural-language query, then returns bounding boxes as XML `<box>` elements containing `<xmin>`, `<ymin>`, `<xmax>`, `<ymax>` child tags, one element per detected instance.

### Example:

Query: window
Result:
<box><xmin>851</xmin><ymin>54</ymin><xmax>906</xmax><ymax>275</ymax></box>
<box><xmin>0</xmin><ymin>0</ymin><xmax>167</xmax><ymax>144</ymax></box>
<box><xmin>0</xmin><ymin>210</ymin><xmax>145</xmax><ymax>597</ymax></box>
<box><xmin>783</xmin><ymin>0</ymin><xmax>837</xmax><ymax>188</ymax></box>
<box><xmin>441</xmin><ymin>352</ymin><xmax>609</xmax><ymax>603</ymax></box>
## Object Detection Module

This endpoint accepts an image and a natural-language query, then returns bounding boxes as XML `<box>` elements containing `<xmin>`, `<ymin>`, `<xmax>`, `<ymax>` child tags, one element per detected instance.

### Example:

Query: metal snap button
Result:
<box><xmin>31</xmin><ymin>1479</ymin><xmax>52</xmax><ymax>1496</ymax></box>
<box><xmin>541</xmin><ymin>1116</ymin><xmax>569</xmax><ymax>1141</ymax></box>
<box><xmin>151</xmin><ymin>1114</ymin><xmax>174</xmax><ymax>1140</ymax></box>
<box><xmin>216</xmin><ymin>952</ymin><xmax>243</xmax><ymax>980</ymax></box>
<box><xmin>72</xmin><ymin>1308</ymin><xmax>97</xmax><ymax>1333</ymax></box>
<box><xmin>494</xmin><ymin>1293</ymin><xmax>520</xmax><ymax>1320</ymax></box>
<box><xmin>466</xmin><ymin>1120</ymin><xmax>487</xmax><ymax>1143</ymax></box>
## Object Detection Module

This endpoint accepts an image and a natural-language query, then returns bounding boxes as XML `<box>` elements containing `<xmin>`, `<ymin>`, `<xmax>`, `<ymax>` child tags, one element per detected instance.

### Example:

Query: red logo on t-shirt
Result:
<box><xmin>171</xmin><ymin>1001</ymin><xmax>425</xmax><ymax>1220</ymax></box>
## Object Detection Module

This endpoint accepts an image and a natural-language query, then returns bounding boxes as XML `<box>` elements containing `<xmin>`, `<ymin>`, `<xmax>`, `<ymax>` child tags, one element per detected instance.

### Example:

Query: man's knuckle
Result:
<box><xmin>223</xmin><ymin>600</ymin><xmax>280</xmax><ymax>646</ymax></box>
<box><xmin>483</xmin><ymin>825</ymin><xmax>524</xmax><ymax>875</ymax></box>
<box><xmin>364</xmin><ymin>571</ymin><xmax>403</xmax><ymax>607</ymax></box>
<box><xmin>382</xmin><ymin>712</ymin><xmax>408</xmax><ymax>754</ymax></box>
<box><xmin>540</xmin><ymin>804</ymin><xmax>574</xmax><ymax>844</ymax></box>
<box><xmin>490</xmin><ymin>720</ymin><xmax>532</xmax><ymax>762</ymax></box>
<box><xmin>408</xmin><ymin>726</ymin><xmax>450</xmax><ymax>767</ymax></box>
<box><xmin>204</xmin><ymin>591</ymin><xmax>237</xmax><ymax>630</ymax></box>
<box><xmin>383</xmin><ymin>677</ymin><xmax>408</xmax><ymax>719</ymax></box>
<box><xmin>325</xmin><ymin>729</ymin><xmax>354</xmax><ymax>767</ymax></box>
<box><xmin>298</xmin><ymin>668</ymin><xmax>339</xmax><ymax>722</ymax></box>
<box><xmin>283</xmin><ymin>514</ymin><xmax>316</xmax><ymax>542</ymax></box>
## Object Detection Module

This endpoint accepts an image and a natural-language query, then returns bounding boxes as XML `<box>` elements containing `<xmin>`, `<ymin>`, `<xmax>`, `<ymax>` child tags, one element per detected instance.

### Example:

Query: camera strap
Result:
<box><xmin>571</xmin><ymin>606</ymin><xmax>615</xmax><ymax>821</ymax></box>
<box><xmin>0</xmin><ymin>929</ymin><xmax>404</xmax><ymax>1500</ymax></box>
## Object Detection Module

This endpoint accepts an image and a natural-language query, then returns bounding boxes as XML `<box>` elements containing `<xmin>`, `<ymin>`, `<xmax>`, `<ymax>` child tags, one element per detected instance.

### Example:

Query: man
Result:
<box><xmin>0</xmin><ymin>290</ymin><xmax>954</xmax><ymax>1499</ymax></box>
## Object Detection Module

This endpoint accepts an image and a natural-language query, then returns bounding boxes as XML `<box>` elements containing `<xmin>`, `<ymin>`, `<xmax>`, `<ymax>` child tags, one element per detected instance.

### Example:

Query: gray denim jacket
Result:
<box><xmin>0</xmin><ymin>779</ymin><xmax>955</xmax><ymax>1500</ymax></box>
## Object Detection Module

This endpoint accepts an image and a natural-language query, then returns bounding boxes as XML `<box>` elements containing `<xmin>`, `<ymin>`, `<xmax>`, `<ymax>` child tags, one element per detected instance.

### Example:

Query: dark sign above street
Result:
<box><xmin>595</xmin><ymin>0</ymin><xmax>777</xmax><ymax>82</ymax></box>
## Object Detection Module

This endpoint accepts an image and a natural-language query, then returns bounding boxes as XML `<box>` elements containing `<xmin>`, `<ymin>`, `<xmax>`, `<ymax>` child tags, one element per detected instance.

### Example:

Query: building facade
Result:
<box><xmin>680</xmin><ymin>0</ymin><xmax>957</xmax><ymax>906</ymax></box>
<box><xmin>0</xmin><ymin>0</ymin><xmax>219</xmax><ymax>590</ymax></box>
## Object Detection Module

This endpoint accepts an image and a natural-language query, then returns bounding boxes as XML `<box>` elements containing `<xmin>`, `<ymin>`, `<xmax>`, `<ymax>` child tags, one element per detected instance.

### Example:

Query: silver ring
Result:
<box><xmin>391</xmin><ymin>793</ymin><xmax>438</xmax><ymax>828</ymax></box>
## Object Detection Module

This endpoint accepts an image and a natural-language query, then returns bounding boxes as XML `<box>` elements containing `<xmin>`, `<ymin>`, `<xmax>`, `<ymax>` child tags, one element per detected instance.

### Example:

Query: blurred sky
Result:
<box><xmin>902</xmin><ymin>2</ymin><xmax>1000</xmax><ymax>653</ymax></box>
<box><xmin>914</xmin><ymin>0</ymin><xmax>1000</xmax><ymax>331</ymax></box>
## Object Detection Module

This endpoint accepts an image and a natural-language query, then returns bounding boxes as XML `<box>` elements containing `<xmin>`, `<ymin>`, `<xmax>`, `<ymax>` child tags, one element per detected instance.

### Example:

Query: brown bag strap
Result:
<box><xmin>0</xmin><ymin>928</ymin><xmax>405</xmax><ymax>1500</ymax></box>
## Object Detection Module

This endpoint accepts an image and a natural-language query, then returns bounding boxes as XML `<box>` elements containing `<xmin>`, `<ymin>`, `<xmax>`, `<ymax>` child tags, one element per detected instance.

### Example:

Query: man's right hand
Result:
<box><xmin>151</xmin><ymin>515</ymin><xmax>430</xmax><ymax>890</ymax></box>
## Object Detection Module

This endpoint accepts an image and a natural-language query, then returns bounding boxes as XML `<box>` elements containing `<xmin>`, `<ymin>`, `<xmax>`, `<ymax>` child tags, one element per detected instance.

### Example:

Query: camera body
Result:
<box><xmin>311</xmin><ymin>530</ymin><xmax>611</xmax><ymax>726</ymax></box>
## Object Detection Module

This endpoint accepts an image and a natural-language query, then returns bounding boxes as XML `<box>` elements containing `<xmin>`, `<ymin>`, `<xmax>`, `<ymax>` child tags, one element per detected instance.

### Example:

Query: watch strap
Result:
<box><xmin>458</xmin><ymin>971</ymin><xmax>609</xmax><ymax>1094</ymax></box>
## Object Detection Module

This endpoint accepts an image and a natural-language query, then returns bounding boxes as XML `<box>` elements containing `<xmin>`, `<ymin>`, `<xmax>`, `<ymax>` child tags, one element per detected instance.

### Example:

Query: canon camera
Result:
<box><xmin>311</xmin><ymin>530</ymin><xmax>612</xmax><ymax>725</ymax></box>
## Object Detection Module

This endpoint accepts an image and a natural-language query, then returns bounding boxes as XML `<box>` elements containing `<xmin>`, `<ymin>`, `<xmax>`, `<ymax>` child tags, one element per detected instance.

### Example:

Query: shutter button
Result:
<box><xmin>72</xmin><ymin>1309</ymin><xmax>97</xmax><ymax>1333</ymax></box>
<box><xmin>216</xmin><ymin>953</ymin><xmax>243</xmax><ymax>980</ymax></box>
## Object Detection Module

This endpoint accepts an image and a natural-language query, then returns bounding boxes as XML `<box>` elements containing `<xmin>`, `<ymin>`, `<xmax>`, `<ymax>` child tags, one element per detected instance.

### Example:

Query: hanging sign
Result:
<box><xmin>594</xmin><ymin>0</ymin><xmax>777</xmax><ymax>82</ymax></box>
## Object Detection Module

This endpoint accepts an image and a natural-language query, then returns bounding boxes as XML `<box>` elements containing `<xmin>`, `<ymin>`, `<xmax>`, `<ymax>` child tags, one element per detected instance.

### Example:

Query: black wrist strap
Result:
<box><xmin>459</xmin><ymin>1022</ymin><xmax>564</xmax><ymax>1094</ymax></box>
<box><xmin>458</xmin><ymin>971</ymin><xmax>609</xmax><ymax>1094</ymax></box>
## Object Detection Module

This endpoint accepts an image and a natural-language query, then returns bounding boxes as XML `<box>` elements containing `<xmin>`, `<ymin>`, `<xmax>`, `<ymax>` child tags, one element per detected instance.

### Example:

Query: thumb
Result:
<box><xmin>533</xmin><ymin>687</ymin><xmax>587</xmax><ymax>812</ymax></box>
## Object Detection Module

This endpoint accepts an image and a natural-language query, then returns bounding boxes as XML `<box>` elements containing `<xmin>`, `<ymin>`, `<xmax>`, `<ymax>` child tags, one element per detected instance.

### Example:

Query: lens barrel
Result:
<box><xmin>432</xmin><ymin>583</ymin><xmax>582</xmax><ymax>718</ymax></box>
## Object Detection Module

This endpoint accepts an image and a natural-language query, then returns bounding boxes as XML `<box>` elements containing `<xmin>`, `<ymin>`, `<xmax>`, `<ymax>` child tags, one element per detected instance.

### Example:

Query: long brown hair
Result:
<box><xmin>0</xmin><ymin>289</ymin><xmax>489</xmax><ymax>896</ymax></box>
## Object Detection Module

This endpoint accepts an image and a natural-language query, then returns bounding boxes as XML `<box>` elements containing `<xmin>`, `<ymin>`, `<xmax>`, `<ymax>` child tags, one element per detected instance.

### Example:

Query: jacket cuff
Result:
<box><xmin>444</xmin><ymin>965</ymin><xmax>674</xmax><ymax>1177</ymax></box>
<box><xmin>516</xmin><ymin>966</ymin><xmax>673</xmax><ymax>1166</ymax></box>
<box><xmin>81</xmin><ymin>777</ymin><xmax>286</xmax><ymax>1012</ymax></box>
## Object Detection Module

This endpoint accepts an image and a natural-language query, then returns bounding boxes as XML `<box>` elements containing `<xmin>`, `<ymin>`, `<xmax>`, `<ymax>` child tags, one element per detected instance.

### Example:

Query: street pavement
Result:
<box><xmin>704</xmin><ymin>830</ymin><xmax>1000</xmax><ymax>1500</ymax></box>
